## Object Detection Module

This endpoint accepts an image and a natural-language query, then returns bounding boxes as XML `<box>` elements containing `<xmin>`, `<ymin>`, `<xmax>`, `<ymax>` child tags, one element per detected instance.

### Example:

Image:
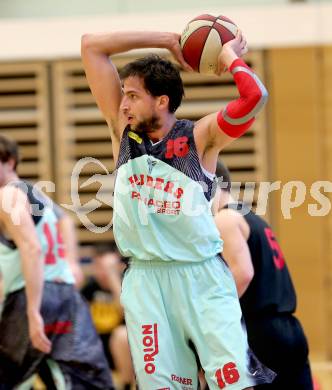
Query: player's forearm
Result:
<box><xmin>58</xmin><ymin>214</ymin><xmax>84</xmax><ymax>288</ymax></box>
<box><xmin>109</xmin><ymin>276</ymin><xmax>122</xmax><ymax>301</ymax></box>
<box><xmin>219</xmin><ymin>46</ymin><xmax>239</xmax><ymax>69</ymax></box>
<box><xmin>229</xmin><ymin>266</ymin><xmax>253</xmax><ymax>297</ymax></box>
<box><xmin>233</xmin><ymin>274</ymin><xmax>251</xmax><ymax>298</ymax></box>
<box><xmin>58</xmin><ymin>214</ymin><xmax>79</xmax><ymax>265</ymax></box>
<box><xmin>217</xmin><ymin>57</ymin><xmax>268</xmax><ymax>138</ymax></box>
<box><xmin>81</xmin><ymin>31</ymin><xmax>173</xmax><ymax>56</ymax></box>
<box><xmin>20</xmin><ymin>242</ymin><xmax>44</xmax><ymax>314</ymax></box>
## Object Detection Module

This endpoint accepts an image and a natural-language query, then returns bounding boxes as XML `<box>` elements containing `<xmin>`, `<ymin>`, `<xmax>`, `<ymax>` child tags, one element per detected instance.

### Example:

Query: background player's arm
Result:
<box><xmin>81</xmin><ymin>31</ymin><xmax>190</xmax><ymax>164</ymax></box>
<box><xmin>0</xmin><ymin>187</ymin><xmax>51</xmax><ymax>353</ymax></box>
<box><xmin>195</xmin><ymin>31</ymin><xmax>268</xmax><ymax>161</ymax></box>
<box><xmin>106</xmin><ymin>258</ymin><xmax>123</xmax><ymax>305</ymax></box>
<box><xmin>57</xmin><ymin>210</ymin><xmax>84</xmax><ymax>289</ymax></box>
<box><xmin>215</xmin><ymin>210</ymin><xmax>254</xmax><ymax>297</ymax></box>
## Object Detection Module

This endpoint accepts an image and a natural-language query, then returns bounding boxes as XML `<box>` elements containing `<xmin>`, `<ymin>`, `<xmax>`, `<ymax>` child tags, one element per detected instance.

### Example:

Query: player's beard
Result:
<box><xmin>131</xmin><ymin>114</ymin><xmax>161</xmax><ymax>134</ymax></box>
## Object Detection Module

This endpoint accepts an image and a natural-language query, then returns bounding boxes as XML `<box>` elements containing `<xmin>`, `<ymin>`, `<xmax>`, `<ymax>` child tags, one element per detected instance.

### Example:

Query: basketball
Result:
<box><xmin>180</xmin><ymin>14</ymin><xmax>238</xmax><ymax>74</ymax></box>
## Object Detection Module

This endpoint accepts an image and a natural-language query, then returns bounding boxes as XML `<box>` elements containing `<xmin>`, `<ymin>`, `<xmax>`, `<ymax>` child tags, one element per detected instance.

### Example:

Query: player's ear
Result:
<box><xmin>7</xmin><ymin>158</ymin><xmax>16</xmax><ymax>171</ymax></box>
<box><xmin>157</xmin><ymin>95</ymin><xmax>169</xmax><ymax>111</ymax></box>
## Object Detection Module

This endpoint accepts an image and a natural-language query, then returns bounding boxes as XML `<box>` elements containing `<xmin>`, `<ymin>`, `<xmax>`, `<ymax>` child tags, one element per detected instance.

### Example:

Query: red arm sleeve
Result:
<box><xmin>217</xmin><ymin>58</ymin><xmax>268</xmax><ymax>138</ymax></box>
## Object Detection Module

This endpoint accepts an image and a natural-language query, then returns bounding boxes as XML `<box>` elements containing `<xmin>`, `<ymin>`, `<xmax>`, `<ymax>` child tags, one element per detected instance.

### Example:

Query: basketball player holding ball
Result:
<box><xmin>81</xmin><ymin>14</ymin><xmax>275</xmax><ymax>390</ymax></box>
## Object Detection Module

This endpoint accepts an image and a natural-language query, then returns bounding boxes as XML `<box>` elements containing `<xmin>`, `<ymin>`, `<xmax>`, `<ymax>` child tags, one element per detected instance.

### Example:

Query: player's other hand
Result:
<box><xmin>216</xmin><ymin>30</ymin><xmax>248</xmax><ymax>75</ymax></box>
<box><xmin>28</xmin><ymin>310</ymin><xmax>52</xmax><ymax>354</ymax></box>
<box><xmin>167</xmin><ymin>32</ymin><xmax>193</xmax><ymax>72</ymax></box>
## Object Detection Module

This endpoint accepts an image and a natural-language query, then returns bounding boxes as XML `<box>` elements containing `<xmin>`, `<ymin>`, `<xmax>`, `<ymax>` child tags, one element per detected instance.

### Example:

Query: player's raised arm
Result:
<box><xmin>196</xmin><ymin>30</ymin><xmax>268</xmax><ymax>153</ymax></box>
<box><xmin>81</xmin><ymin>31</ymin><xmax>190</xmax><ymax>164</ymax></box>
<box><xmin>81</xmin><ymin>33</ymin><xmax>125</xmax><ymax>163</ymax></box>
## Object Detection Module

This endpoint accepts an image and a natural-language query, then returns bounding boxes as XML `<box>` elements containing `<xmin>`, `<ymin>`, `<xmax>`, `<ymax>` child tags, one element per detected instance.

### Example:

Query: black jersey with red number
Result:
<box><xmin>224</xmin><ymin>203</ymin><xmax>297</xmax><ymax>316</ymax></box>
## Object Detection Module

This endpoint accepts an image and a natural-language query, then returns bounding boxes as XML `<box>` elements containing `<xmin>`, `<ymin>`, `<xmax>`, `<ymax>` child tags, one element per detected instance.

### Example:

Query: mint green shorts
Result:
<box><xmin>121</xmin><ymin>256</ymin><xmax>275</xmax><ymax>390</ymax></box>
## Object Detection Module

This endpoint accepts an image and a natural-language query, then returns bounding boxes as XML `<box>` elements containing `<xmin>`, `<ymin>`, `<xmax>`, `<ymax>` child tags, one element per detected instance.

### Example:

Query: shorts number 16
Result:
<box><xmin>215</xmin><ymin>362</ymin><xmax>240</xmax><ymax>389</ymax></box>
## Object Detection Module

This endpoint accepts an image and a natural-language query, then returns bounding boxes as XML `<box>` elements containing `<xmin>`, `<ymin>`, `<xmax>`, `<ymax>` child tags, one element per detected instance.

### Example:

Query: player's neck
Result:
<box><xmin>147</xmin><ymin>115</ymin><xmax>176</xmax><ymax>143</ymax></box>
<box><xmin>2</xmin><ymin>172</ymin><xmax>19</xmax><ymax>187</ymax></box>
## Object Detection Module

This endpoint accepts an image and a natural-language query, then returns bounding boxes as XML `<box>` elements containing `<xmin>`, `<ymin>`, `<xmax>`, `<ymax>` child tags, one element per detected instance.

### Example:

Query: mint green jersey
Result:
<box><xmin>113</xmin><ymin>120</ymin><xmax>223</xmax><ymax>262</ymax></box>
<box><xmin>0</xmin><ymin>182</ymin><xmax>74</xmax><ymax>296</ymax></box>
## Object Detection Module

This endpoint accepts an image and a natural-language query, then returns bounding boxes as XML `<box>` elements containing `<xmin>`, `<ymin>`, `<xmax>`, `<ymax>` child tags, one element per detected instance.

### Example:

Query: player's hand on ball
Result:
<box><xmin>223</xmin><ymin>29</ymin><xmax>248</xmax><ymax>57</ymax></box>
<box><xmin>216</xmin><ymin>30</ymin><xmax>248</xmax><ymax>75</ymax></box>
<box><xmin>167</xmin><ymin>33</ymin><xmax>193</xmax><ymax>72</ymax></box>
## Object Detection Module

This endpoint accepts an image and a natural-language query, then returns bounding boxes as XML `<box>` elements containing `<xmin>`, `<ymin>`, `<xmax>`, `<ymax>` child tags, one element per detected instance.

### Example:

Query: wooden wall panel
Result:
<box><xmin>268</xmin><ymin>47</ymin><xmax>328</xmax><ymax>358</ymax></box>
<box><xmin>52</xmin><ymin>60</ymin><xmax>114</xmax><ymax>246</ymax></box>
<box><xmin>321</xmin><ymin>46</ymin><xmax>332</xmax><ymax>360</ymax></box>
<box><xmin>0</xmin><ymin>62</ymin><xmax>52</xmax><ymax>184</ymax></box>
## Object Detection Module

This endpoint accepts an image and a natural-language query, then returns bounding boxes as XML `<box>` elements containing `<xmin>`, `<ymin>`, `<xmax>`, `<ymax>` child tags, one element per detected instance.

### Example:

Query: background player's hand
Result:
<box><xmin>216</xmin><ymin>30</ymin><xmax>248</xmax><ymax>75</ymax></box>
<box><xmin>167</xmin><ymin>32</ymin><xmax>193</xmax><ymax>72</ymax></box>
<box><xmin>28</xmin><ymin>310</ymin><xmax>52</xmax><ymax>354</ymax></box>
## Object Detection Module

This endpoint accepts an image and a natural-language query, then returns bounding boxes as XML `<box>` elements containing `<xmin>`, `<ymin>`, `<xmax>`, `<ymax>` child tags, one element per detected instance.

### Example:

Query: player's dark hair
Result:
<box><xmin>119</xmin><ymin>54</ymin><xmax>184</xmax><ymax>113</ymax></box>
<box><xmin>215</xmin><ymin>161</ymin><xmax>231</xmax><ymax>193</ymax></box>
<box><xmin>93</xmin><ymin>242</ymin><xmax>128</xmax><ymax>264</ymax></box>
<box><xmin>0</xmin><ymin>135</ymin><xmax>19</xmax><ymax>170</ymax></box>
<box><xmin>94</xmin><ymin>242</ymin><xmax>119</xmax><ymax>257</ymax></box>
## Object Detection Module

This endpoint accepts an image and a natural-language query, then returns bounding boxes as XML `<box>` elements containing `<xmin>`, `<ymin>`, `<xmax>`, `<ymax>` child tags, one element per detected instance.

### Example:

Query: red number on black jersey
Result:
<box><xmin>165</xmin><ymin>137</ymin><xmax>189</xmax><ymax>158</ymax></box>
<box><xmin>264</xmin><ymin>227</ymin><xmax>285</xmax><ymax>270</ymax></box>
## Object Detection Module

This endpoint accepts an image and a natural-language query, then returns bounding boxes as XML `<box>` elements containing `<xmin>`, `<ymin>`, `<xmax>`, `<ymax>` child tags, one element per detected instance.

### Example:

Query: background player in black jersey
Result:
<box><xmin>0</xmin><ymin>134</ymin><xmax>114</xmax><ymax>389</ymax></box>
<box><xmin>213</xmin><ymin>161</ymin><xmax>313</xmax><ymax>390</ymax></box>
